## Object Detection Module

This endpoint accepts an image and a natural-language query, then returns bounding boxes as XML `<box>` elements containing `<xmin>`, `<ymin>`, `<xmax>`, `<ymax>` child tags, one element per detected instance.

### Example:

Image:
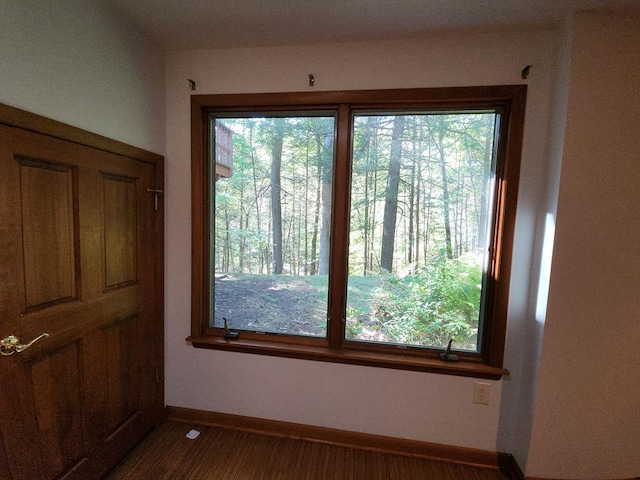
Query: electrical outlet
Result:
<box><xmin>474</xmin><ymin>382</ymin><xmax>490</xmax><ymax>405</ymax></box>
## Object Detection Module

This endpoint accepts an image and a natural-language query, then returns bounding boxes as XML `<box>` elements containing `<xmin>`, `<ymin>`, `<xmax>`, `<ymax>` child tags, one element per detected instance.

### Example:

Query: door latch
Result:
<box><xmin>0</xmin><ymin>333</ymin><xmax>49</xmax><ymax>356</ymax></box>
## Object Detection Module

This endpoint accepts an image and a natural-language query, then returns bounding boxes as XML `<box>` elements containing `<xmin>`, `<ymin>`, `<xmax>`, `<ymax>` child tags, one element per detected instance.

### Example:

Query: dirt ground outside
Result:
<box><xmin>213</xmin><ymin>274</ymin><xmax>329</xmax><ymax>337</ymax></box>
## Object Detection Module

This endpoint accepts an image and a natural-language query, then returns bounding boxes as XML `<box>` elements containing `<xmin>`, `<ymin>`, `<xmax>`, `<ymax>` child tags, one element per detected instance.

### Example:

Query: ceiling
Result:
<box><xmin>103</xmin><ymin>0</ymin><xmax>640</xmax><ymax>50</ymax></box>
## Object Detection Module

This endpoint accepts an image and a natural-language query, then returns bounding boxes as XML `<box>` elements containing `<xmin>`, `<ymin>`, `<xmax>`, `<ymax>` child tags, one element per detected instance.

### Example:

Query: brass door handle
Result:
<box><xmin>0</xmin><ymin>333</ymin><xmax>49</xmax><ymax>356</ymax></box>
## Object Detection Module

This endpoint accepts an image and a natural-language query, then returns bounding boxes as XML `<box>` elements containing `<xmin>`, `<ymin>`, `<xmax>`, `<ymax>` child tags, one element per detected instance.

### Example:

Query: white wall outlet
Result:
<box><xmin>474</xmin><ymin>382</ymin><xmax>490</xmax><ymax>405</ymax></box>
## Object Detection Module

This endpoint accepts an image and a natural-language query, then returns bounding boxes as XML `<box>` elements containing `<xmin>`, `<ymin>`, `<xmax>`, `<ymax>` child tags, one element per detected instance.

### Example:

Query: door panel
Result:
<box><xmin>0</xmin><ymin>434</ymin><xmax>11</xmax><ymax>479</ymax></box>
<box><xmin>18</xmin><ymin>156</ymin><xmax>78</xmax><ymax>309</ymax></box>
<box><xmin>104</xmin><ymin>316</ymin><xmax>139</xmax><ymax>436</ymax></box>
<box><xmin>102</xmin><ymin>173</ymin><xmax>137</xmax><ymax>289</ymax></box>
<box><xmin>29</xmin><ymin>342</ymin><xmax>85</xmax><ymax>480</ymax></box>
<box><xmin>0</xmin><ymin>112</ymin><xmax>163</xmax><ymax>480</ymax></box>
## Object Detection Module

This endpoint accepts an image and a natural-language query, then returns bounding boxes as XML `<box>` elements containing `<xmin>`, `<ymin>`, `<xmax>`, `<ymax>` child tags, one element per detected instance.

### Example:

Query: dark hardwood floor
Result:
<box><xmin>105</xmin><ymin>420</ymin><xmax>508</xmax><ymax>479</ymax></box>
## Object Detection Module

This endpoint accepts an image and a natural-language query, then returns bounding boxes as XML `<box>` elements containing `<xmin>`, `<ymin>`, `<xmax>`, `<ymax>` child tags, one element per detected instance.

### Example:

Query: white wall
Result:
<box><xmin>165</xmin><ymin>30</ymin><xmax>555</xmax><ymax>452</ymax></box>
<box><xmin>526</xmin><ymin>13</ymin><xmax>640</xmax><ymax>479</ymax></box>
<box><xmin>0</xmin><ymin>0</ymin><xmax>165</xmax><ymax>154</ymax></box>
<box><xmin>496</xmin><ymin>18</ymin><xmax>573</xmax><ymax>469</ymax></box>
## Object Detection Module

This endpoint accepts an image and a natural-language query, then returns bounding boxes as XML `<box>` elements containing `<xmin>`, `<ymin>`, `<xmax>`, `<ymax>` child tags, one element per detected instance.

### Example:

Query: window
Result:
<box><xmin>190</xmin><ymin>87</ymin><xmax>526</xmax><ymax>379</ymax></box>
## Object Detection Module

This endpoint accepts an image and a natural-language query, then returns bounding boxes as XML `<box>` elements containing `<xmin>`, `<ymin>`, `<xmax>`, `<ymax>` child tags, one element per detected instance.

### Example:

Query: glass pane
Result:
<box><xmin>210</xmin><ymin>115</ymin><xmax>335</xmax><ymax>337</ymax></box>
<box><xmin>346</xmin><ymin>113</ymin><xmax>497</xmax><ymax>351</ymax></box>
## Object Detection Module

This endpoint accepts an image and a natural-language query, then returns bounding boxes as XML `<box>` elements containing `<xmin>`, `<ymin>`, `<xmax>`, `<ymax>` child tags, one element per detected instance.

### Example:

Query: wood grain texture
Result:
<box><xmin>18</xmin><ymin>156</ymin><xmax>77</xmax><ymax>309</ymax></box>
<box><xmin>525</xmin><ymin>478</ymin><xmax>640</xmax><ymax>480</ymax></box>
<box><xmin>29</xmin><ymin>341</ymin><xmax>85</xmax><ymax>479</ymax></box>
<box><xmin>106</xmin><ymin>420</ymin><xmax>508</xmax><ymax>480</ymax></box>
<box><xmin>102</xmin><ymin>173</ymin><xmax>137</xmax><ymax>289</ymax></box>
<box><xmin>104</xmin><ymin>316</ymin><xmax>139</xmax><ymax>436</ymax></box>
<box><xmin>0</xmin><ymin>434</ymin><xmax>11</xmax><ymax>479</ymax></box>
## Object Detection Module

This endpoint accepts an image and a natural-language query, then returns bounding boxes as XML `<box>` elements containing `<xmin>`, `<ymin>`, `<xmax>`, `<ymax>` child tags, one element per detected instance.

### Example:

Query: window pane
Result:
<box><xmin>210</xmin><ymin>115</ymin><xmax>335</xmax><ymax>337</ymax></box>
<box><xmin>346</xmin><ymin>113</ymin><xmax>497</xmax><ymax>351</ymax></box>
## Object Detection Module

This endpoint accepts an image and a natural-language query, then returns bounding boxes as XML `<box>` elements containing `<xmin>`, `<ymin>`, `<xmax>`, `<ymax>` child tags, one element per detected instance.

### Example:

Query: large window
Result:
<box><xmin>191</xmin><ymin>87</ymin><xmax>526</xmax><ymax>378</ymax></box>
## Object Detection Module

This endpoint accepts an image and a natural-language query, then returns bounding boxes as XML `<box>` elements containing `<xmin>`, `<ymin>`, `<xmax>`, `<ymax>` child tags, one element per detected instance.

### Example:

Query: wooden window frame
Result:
<box><xmin>189</xmin><ymin>86</ymin><xmax>527</xmax><ymax>380</ymax></box>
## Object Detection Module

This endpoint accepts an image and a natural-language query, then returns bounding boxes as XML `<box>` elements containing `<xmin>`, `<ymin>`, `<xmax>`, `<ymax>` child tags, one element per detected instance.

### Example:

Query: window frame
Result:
<box><xmin>189</xmin><ymin>86</ymin><xmax>527</xmax><ymax>380</ymax></box>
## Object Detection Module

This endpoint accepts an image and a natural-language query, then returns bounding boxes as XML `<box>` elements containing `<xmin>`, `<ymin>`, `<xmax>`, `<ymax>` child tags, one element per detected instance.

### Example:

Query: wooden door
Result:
<box><xmin>0</xmin><ymin>107</ymin><xmax>164</xmax><ymax>480</ymax></box>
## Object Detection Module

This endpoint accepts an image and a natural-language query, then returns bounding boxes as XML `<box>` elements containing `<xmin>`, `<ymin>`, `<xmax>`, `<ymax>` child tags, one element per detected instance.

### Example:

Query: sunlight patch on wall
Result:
<box><xmin>535</xmin><ymin>213</ymin><xmax>555</xmax><ymax>323</ymax></box>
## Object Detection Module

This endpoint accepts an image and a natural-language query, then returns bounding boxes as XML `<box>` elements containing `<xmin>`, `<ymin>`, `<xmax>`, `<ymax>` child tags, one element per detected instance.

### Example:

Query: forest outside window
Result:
<box><xmin>190</xmin><ymin>87</ymin><xmax>527</xmax><ymax>378</ymax></box>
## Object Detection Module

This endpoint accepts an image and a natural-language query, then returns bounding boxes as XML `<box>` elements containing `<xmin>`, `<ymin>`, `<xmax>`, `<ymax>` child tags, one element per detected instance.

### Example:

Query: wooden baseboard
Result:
<box><xmin>166</xmin><ymin>405</ymin><xmax>523</xmax><ymax>475</ymax></box>
<box><xmin>526</xmin><ymin>478</ymin><xmax>640</xmax><ymax>480</ymax></box>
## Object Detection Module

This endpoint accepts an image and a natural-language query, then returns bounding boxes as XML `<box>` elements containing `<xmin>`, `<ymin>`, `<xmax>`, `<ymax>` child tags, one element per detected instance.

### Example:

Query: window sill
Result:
<box><xmin>186</xmin><ymin>335</ymin><xmax>509</xmax><ymax>380</ymax></box>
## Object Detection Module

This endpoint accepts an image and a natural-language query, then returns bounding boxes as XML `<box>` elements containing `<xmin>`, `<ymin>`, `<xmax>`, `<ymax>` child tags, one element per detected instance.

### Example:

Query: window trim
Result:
<box><xmin>189</xmin><ymin>86</ymin><xmax>527</xmax><ymax>379</ymax></box>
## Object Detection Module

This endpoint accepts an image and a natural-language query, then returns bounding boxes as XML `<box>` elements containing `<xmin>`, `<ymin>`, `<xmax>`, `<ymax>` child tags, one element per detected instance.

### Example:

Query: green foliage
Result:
<box><xmin>346</xmin><ymin>253</ymin><xmax>482</xmax><ymax>349</ymax></box>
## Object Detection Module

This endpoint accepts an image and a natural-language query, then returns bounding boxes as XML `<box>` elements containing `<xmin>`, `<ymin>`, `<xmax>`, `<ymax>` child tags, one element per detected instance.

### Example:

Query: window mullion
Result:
<box><xmin>327</xmin><ymin>104</ymin><xmax>352</xmax><ymax>349</ymax></box>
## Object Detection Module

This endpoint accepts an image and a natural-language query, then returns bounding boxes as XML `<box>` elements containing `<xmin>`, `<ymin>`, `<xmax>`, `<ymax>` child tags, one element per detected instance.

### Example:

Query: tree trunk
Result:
<box><xmin>371</xmin><ymin>162</ymin><xmax>379</xmax><ymax>270</ymax></box>
<box><xmin>304</xmin><ymin>148</ymin><xmax>310</xmax><ymax>275</ymax></box>
<box><xmin>310</xmin><ymin>159</ymin><xmax>321</xmax><ymax>276</ymax></box>
<box><xmin>408</xmin><ymin>123</ymin><xmax>417</xmax><ymax>265</ymax></box>
<box><xmin>380</xmin><ymin>116</ymin><xmax>405</xmax><ymax>272</ymax></box>
<box><xmin>249</xmin><ymin>125</ymin><xmax>268</xmax><ymax>274</ymax></box>
<box><xmin>224</xmin><ymin>202</ymin><xmax>231</xmax><ymax>272</ymax></box>
<box><xmin>318</xmin><ymin>132</ymin><xmax>332</xmax><ymax>275</ymax></box>
<box><xmin>414</xmin><ymin>156</ymin><xmax>421</xmax><ymax>267</ymax></box>
<box><xmin>436</xmin><ymin>120</ymin><xmax>453</xmax><ymax>259</ymax></box>
<box><xmin>239</xmin><ymin>185</ymin><xmax>245</xmax><ymax>271</ymax></box>
<box><xmin>363</xmin><ymin>168</ymin><xmax>370</xmax><ymax>275</ymax></box>
<box><xmin>270</xmin><ymin>119</ymin><xmax>284</xmax><ymax>274</ymax></box>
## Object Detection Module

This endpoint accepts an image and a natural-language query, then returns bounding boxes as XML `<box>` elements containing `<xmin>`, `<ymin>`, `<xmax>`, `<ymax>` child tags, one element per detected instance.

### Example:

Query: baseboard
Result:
<box><xmin>526</xmin><ymin>478</ymin><xmax>639</xmax><ymax>480</ymax></box>
<box><xmin>166</xmin><ymin>405</ymin><xmax>522</xmax><ymax>475</ymax></box>
<box><xmin>496</xmin><ymin>458</ymin><xmax>640</xmax><ymax>480</ymax></box>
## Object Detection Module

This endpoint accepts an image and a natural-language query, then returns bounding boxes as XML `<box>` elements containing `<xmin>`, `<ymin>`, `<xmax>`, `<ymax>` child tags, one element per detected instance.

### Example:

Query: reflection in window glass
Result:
<box><xmin>210</xmin><ymin>115</ymin><xmax>335</xmax><ymax>337</ymax></box>
<box><xmin>346</xmin><ymin>113</ymin><xmax>497</xmax><ymax>351</ymax></box>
